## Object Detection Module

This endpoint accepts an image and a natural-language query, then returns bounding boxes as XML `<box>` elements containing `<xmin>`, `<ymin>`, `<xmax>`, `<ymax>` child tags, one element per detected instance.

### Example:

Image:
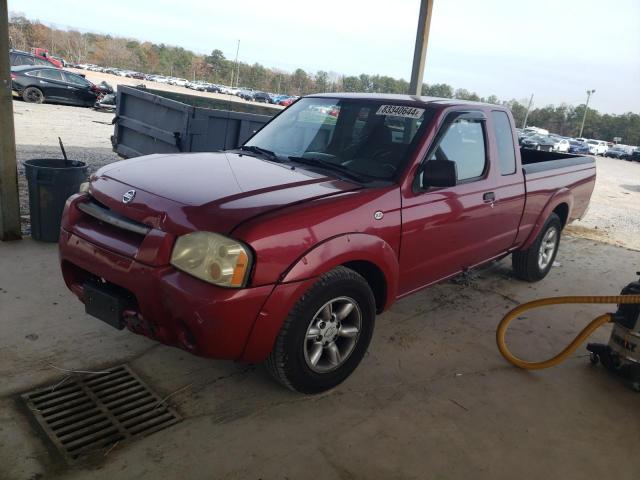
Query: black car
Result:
<box><xmin>9</xmin><ymin>49</ymin><xmax>58</xmax><ymax>68</ymax></box>
<box><xmin>521</xmin><ymin>134</ymin><xmax>555</xmax><ymax>151</ymax></box>
<box><xmin>604</xmin><ymin>146</ymin><xmax>631</xmax><ymax>159</ymax></box>
<box><xmin>252</xmin><ymin>91</ymin><xmax>270</xmax><ymax>103</ymax></box>
<box><xmin>11</xmin><ymin>65</ymin><xmax>100</xmax><ymax>107</ymax></box>
<box><xmin>237</xmin><ymin>89</ymin><xmax>255</xmax><ymax>101</ymax></box>
<box><xmin>631</xmin><ymin>149</ymin><xmax>640</xmax><ymax>162</ymax></box>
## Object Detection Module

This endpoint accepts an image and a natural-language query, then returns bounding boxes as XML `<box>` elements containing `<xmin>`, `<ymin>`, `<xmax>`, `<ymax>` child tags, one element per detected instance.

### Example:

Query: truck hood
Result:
<box><xmin>90</xmin><ymin>152</ymin><xmax>361</xmax><ymax>234</ymax></box>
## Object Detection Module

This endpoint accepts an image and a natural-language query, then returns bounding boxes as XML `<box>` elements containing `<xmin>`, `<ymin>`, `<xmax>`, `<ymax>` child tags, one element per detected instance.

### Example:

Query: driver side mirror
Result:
<box><xmin>421</xmin><ymin>160</ymin><xmax>457</xmax><ymax>188</ymax></box>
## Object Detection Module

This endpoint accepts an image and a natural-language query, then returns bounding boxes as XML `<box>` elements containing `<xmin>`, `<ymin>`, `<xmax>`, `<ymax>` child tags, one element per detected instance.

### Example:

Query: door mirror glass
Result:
<box><xmin>421</xmin><ymin>159</ymin><xmax>457</xmax><ymax>188</ymax></box>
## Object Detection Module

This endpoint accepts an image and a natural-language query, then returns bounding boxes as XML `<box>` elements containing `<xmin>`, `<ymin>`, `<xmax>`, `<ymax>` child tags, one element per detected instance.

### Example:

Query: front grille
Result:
<box><xmin>22</xmin><ymin>365</ymin><xmax>181</xmax><ymax>463</ymax></box>
<box><xmin>78</xmin><ymin>200</ymin><xmax>151</xmax><ymax>236</ymax></box>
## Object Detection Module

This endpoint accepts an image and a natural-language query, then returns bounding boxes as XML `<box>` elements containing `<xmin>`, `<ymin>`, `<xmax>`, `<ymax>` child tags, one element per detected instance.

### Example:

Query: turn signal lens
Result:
<box><xmin>79</xmin><ymin>182</ymin><xmax>90</xmax><ymax>193</ymax></box>
<box><xmin>170</xmin><ymin>232</ymin><xmax>252</xmax><ymax>288</ymax></box>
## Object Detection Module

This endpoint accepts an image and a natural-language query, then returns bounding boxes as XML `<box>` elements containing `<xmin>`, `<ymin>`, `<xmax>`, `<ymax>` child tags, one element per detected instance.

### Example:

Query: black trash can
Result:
<box><xmin>23</xmin><ymin>159</ymin><xmax>88</xmax><ymax>242</ymax></box>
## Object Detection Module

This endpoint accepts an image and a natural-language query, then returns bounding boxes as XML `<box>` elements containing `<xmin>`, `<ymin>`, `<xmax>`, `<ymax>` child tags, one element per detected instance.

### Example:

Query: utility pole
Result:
<box><xmin>0</xmin><ymin>0</ymin><xmax>21</xmax><ymax>240</ymax></box>
<box><xmin>232</xmin><ymin>40</ymin><xmax>240</xmax><ymax>88</ymax></box>
<box><xmin>409</xmin><ymin>0</ymin><xmax>434</xmax><ymax>96</ymax></box>
<box><xmin>522</xmin><ymin>93</ymin><xmax>534</xmax><ymax>129</ymax></box>
<box><xmin>579</xmin><ymin>89</ymin><xmax>595</xmax><ymax>138</ymax></box>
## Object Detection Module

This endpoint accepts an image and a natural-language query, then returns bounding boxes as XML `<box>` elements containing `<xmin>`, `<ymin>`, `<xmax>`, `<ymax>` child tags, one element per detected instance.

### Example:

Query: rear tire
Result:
<box><xmin>22</xmin><ymin>86</ymin><xmax>44</xmax><ymax>104</ymax></box>
<box><xmin>512</xmin><ymin>213</ymin><xmax>562</xmax><ymax>282</ymax></box>
<box><xmin>266</xmin><ymin>266</ymin><xmax>376</xmax><ymax>394</ymax></box>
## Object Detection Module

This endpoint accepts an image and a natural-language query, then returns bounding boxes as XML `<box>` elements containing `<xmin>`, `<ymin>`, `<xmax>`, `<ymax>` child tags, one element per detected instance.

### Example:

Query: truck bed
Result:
<box><xmin>520</xmin><ymin>149</ymin><xmax>595</xmax><ymax>174</ymax></box>
<box><xmin>518</xmin><ymin>149</ymin><xmax>596</xmax><ymax>246</ymax></box>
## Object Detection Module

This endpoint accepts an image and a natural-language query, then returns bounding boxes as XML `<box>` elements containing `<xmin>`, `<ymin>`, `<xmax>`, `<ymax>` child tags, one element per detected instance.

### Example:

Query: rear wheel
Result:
<box><xmin>22</xmin><ymin>86</ymin><xmax>44</xmax><ymax>104</ymax></box>
<box><xmin>266</xmin><ymin>266</ymin><xmax>376</xmax><ymax>394</ymax></box>
<box><xmin>512</xmin><ymin>213</ymin><xmax>562</xmax><ymax>282</ymax></box>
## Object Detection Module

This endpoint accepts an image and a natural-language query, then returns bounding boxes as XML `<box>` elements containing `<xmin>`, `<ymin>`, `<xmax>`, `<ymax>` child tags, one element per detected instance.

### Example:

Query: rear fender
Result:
<box><xmin>521</xmin><ymin>189</ymin><xmax>573</xmax><ymax>250</ymax></box>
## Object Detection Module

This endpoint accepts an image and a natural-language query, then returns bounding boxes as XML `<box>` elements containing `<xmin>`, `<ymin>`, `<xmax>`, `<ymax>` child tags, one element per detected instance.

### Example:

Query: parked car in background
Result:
<box><xmin>521</xmin><ymin>134</ymin><xmax>555</xmax><ymax>151</ymax></box>
<box><xmin>271</xmin><ymin>94</ymin><xmax>289</xmax><ymax>105</ymax></box>
<box><xmin>523</xmin><ymin>126</ymin><xmax>549</xmax><ymax>136</ymax></box>
<box><xmin>252</xmin><ymin>91</ymin><xmax>270</xmax><ymax>103</ymax></box>
<box><xmin>630</xmin><ymin>149</ymin><xmax>640</xmax><ymax>162</ymax></box>
<box><xmin>237</xmin><ymin>89</ymin><xmax>255</xmax><ymax>101</ymax></box>
<box><xmin>587</xmin><ymin>140</ymin><xmax>608</xmax><ymax>155</ymax></box>
<box><xmin>568</xmin><ymin>140</ymin><xmax>590</xmax><ymax>154</ymax></box>
<box><xmin>9</xmin><ymin>49</ymin><xmax>61</xmax><ymax>69</ymax></box>
<box><xmin>549</xmin><ymin>135</ymin><xmax>570</xmax><ymax>153</ymax></box>
<box><xmin>604</xmin><ymin>145</ymin><xmax>632</xmax><ymax>159</ymax></box>
<box><xmin>126</xmin><ymin>72</ymin><xmax>145</xmax><ymax>80</ymax></box>
<box><xmin>11</xmin><ymin>65</ymin><xmax>100</xmax><ymax>107</ymax></box>
<box><xmin>30</xmin><ymin>47</ymin><xmax>63</xmax><ymax>67</ymax></box>
<box><xmin>279</xmin><ymin>96</ymin><xmax>297</xmax><ymax>106</ymax></box>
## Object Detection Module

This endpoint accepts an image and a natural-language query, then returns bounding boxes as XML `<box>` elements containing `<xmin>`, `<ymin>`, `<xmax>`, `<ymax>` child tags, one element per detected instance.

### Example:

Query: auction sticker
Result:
<box><xmin>376</xmin><ymin>105</ymin><xmax>424</xmax><ymax>119</ymax></box>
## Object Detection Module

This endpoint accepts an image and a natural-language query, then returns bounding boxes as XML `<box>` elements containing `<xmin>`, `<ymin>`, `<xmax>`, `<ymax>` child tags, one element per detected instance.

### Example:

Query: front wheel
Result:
<box><xmin>512</xmin><ymin>213</ymin><xmax>562</xmax><ymax>282</ymax></box>
<box><xmin>266</xmin><ymin>266</ymin><xmax>376</xmax><ymax>394</ymax></box>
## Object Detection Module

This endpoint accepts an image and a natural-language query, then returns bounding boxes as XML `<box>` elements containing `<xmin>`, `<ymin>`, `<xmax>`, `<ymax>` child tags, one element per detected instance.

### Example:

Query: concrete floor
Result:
<box><xmin>1</xmin><ymin>235</ymin><xmax>639</xmax><ymax>480</ymax></box>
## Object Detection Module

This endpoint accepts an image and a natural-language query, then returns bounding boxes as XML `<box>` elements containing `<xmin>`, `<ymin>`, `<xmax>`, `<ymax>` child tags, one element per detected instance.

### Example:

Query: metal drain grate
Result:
<box><xmin>22</xmin><ymin>364</ymin><xmax>181</xmax><ymax>463</ymax></box>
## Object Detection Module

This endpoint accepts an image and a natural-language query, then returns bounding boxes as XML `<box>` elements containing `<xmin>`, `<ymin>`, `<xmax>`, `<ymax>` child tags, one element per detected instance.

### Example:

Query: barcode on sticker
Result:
<box><xmin>376</xmin><ymin>105</ymin><xmax>424</xmax><ymax>119</ymax></box>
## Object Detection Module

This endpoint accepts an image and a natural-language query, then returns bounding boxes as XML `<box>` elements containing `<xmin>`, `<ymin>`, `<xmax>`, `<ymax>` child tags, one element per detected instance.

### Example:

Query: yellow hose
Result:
<box><xmin>496</xmin><ymin>295</ymin><xmax>640</xmax><ymax>370</ymax></box>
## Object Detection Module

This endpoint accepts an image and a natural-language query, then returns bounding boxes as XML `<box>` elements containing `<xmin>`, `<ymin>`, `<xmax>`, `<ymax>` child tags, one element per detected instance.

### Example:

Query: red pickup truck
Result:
<box><xmin>59</xmin><ymin>94</ymin><xmax>595</xmax><ymax>393</ymax></box>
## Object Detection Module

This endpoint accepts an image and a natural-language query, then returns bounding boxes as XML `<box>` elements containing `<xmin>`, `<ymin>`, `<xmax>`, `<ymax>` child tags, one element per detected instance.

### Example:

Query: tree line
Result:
<box><xmin>8</xmin><ymin>13</ymin><xmax>640</xmax><ymax>145</ymax></box>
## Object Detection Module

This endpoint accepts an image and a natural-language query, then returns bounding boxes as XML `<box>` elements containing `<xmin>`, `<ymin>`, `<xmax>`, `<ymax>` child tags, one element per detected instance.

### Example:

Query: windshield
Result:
<box><xmin>587</xmin><ymin>140</ymin><xmax>598</xmax><ymax>145</ymax></box>
<box><xmin>244</xmin><ymin>97</ymin><xmax>434</xmax><ymax>180</ymax></box>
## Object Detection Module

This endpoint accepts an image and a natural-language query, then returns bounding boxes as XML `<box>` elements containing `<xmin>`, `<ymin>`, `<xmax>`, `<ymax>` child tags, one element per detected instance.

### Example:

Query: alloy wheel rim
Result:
<box><xmin>27</xmin><ymin>89</ymin><xmax>41</xmax><ymax>102</ymax></box>
<box><xmin>303</xmin><ymin>296</ymin><xmax>362</xmax><ymax>373</ymax></box>
<box><xmin>538</xmin><ymin>227</ymin><xmax>558</xmax><ymax>270</ymax></box>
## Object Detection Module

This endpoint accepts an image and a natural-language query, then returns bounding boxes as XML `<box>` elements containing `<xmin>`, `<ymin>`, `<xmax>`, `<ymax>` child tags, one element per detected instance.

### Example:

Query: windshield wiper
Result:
<box><xmin>238</xmin><ymin>145</ymin><xmax>281</xmax><ymax>162</ymax></box>
<box><xmin>288</xmin><ymin>156</ymin><xmax>367</xmax><ymax>182</ymax></box>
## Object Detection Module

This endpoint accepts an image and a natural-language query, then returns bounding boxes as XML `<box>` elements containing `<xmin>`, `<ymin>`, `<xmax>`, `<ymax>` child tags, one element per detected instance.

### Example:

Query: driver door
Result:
<box><xmin>398</xmin><ymin>110</ymin><xmax>506</xmax><ymax>296</ymax></box>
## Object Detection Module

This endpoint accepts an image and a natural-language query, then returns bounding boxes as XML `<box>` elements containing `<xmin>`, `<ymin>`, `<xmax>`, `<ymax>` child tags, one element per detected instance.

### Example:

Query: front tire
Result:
<box><xmin>512</xmin><ymin>213</ymin><xmax>562</xmax><ymax>282</ymax></box>
<box><xmin>23</xmin><ymin>86</ymin><xmax>44</xmax><ymax>104</ymax></box>
<box><xmin>266</xmin><ymin>266</ymin><xmax>376</xmax><ymax>394</ymax></box>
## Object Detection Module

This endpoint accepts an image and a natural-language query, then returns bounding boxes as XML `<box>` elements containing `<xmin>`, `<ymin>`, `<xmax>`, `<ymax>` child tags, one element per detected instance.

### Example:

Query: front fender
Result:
<box><xmin>239</xmin><ymin>233</ymin><xmax>399</xmax><ymax>362</ymax></box>
<box><xmin>281</xmin><ymin>233</ymin><xmax>399</xmax><ymax>309</ymax></box>
<box><xmin>521</xmin><ymin>188</ymin><xmax>573</xmax><ymax>250</ymax></box>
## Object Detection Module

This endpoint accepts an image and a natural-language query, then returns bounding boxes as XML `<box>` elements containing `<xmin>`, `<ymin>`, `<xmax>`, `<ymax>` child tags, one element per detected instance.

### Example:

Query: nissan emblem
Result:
<box><xmin>122</xmin><ymin>189</ymin><xmax>136</xmax><ymax>204</ymax></box>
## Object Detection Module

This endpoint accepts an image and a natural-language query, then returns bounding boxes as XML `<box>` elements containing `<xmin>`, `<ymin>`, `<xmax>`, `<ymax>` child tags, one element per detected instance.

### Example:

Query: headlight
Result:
<box><xmin>170</xmin><ymin>232</ymin><xmax>252</xmax><ymax>288</ymax></box>
<box><xmin>79</xmin><ymin>182</ymin><xmax>90</xmax><ymax>193</ymax></box>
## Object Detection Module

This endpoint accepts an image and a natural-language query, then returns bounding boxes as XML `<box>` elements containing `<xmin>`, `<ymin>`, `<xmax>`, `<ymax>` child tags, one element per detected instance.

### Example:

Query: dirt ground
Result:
<box><xmin>1</xmin><ymin>236</ymin><xmax>639</xmax><ymax>480</ymax></box>
<box><xmin>11</xmin><ymin>99</ymin><xmax>640</xmax><ymax>250</ymax></box>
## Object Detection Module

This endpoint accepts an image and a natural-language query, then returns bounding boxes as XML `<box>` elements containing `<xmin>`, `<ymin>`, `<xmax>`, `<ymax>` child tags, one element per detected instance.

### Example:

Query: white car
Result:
<box><xmin>523</xmin><ymin>126</ymin><xmax>549</xmax><ymax>136</ymax></box>
<box><xmin>587</xmin><ymin>140</ymin><xmax>608</xmax><ymax>155</ymax></box>
<box><xmin>550</xmin><ymin>137</ymin><xmax>570</xmax><ymax>153</ymax></box>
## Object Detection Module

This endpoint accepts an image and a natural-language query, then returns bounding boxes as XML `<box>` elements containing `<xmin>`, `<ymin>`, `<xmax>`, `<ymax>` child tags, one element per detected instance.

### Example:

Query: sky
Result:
<box><xmin>8</xmin><ymin>0</ymin><xmax>640</xmax><ymax>114</ymax></box>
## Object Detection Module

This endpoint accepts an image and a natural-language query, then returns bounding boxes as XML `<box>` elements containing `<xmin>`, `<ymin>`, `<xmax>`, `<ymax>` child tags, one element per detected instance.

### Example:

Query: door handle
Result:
<box><xmin>483</xmin><ymin>192</ymin><xmax>496</xmax><ymax>203</ymax></box>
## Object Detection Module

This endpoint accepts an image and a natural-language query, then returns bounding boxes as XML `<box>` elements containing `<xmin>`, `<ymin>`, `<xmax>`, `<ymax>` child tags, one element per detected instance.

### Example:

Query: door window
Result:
<box><xmin>63</xmin><ymin>72</ymin><xmax>90</xmax><ymax>86</ymax></box>
<box><xmin>428</xmin><ymin>118</ymin><xmax>486</xmax><ymax>181</ymax></box>
<box><xmin>491</xmin><ymin>111</ymin><xmax>516</xmax><ymax>175</ymax></box>
<box><xmin>14</xmin><ymin>54</ymin><xmax>34</xmax><ymax>66</ymax></box>
<box><xmin>37</xmin><ymin>69</ymin><xmax>64</xmax><ymax>81</ymax></box>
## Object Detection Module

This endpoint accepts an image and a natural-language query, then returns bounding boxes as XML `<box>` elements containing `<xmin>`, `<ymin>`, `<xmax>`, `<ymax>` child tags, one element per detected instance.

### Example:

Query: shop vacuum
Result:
<box><xmin>496</xmin><ymin>274</ymin><xmax>640</xmax><ymax>391</ymax></box>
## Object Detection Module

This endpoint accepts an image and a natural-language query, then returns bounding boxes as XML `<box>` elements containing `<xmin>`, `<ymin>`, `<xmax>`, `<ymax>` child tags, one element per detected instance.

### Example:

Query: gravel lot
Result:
<box><xmin>66</xmin><ymin>67</ymin><xmax>284</xmax><ymax>111</ymax></box>
<box><xmin>13</xmin><ymin>100</ymin><xmax>119</xmax><ymax>234</ymax></box>
<box><xmin>566</xmin><ymin>156</ymin><xmax>640</xmax><ymax>250</ymax></box>
<box><xmin>11</xmin><ymin>99</ymin><xmax>640</xmax><ymax>250</ymax></box>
